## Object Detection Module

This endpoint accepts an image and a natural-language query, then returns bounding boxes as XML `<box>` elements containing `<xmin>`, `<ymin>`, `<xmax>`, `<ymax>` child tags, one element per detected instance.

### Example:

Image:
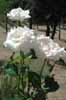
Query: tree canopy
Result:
<box><xmin>30</xmin><ymin>0</ymin><xmax>66</xmax><ymax>24</ymax></box>
<box><xmin>0</xmin><ymin>0</ymin><xmax>31</xmax><ymax>14</ymax></box>
<box><xmin>0</xmin><ymin>0</ymin><xmax>66</xmax><ymax>24</ymax></box>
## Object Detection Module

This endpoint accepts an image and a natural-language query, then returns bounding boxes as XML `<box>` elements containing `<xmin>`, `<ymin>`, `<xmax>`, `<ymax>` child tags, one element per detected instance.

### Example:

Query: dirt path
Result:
<box><xmin>0</xmin><ymin>27</ymin><xmax>11</xmax><ymax>60</ymax></box>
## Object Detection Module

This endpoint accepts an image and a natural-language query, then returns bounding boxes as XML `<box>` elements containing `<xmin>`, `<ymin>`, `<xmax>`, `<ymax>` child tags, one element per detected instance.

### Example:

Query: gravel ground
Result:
<box><xmin>0</xmin><ymin>26</ymin><xmax>66</xmax><ymax>100</ymax></box>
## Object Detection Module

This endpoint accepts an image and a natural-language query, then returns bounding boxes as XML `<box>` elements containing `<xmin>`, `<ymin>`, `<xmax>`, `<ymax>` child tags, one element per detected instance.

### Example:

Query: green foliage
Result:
<box><xmin>0</xmin><ymin>50</ymin><xmax>55</xmax><ymax>100</ymax></box>
<box><xmin>28</xmin><ymin>71</ymin><xmax>41</xmax><ymax>88</ymax></box>
<box><xmin>27</xmin><ymin>97</ymin><xmax>33</xmax><ymax>100</ymax></box>
<box><xmin>5</xmin><ymin>68</ymin><xmax>17</xmax><ymax>76</ymax></box>
<box><xmin>3</xmin><ymin>95</ymin><xmax>23</xmax><ymax>100</ymax></box>
<box><xmin>55</xmin><ymin>58</ymin><xmax>66</xmax><ymax>65</ymax></box>
<box><xmin>0</xmin><ymin>0</ymin><xmax>30</xmax><ymax>15</ymax></box>
<box><xmin>0</xmin><ymin>0</ymin><xmax>10</xmax><ymax>14</ymax></box>
<box><xmin>43</xmin><ymin>64</ymin><xmax>54</xmax><ymax>78</ymax></box>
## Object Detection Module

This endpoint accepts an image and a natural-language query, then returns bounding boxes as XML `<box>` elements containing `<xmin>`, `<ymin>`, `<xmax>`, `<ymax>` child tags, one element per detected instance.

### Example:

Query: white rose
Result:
<box><xmin>33</xmin><ymin>34</ymin><xmax>66</xmax><ymax>60</ymax></box>
<box><xmin>4</xmin><ymin>28</ymin><xmax>66</xmax><ymax>61</ymax></box>
<box><xmin>3</xmin><ymin>26</ymin><xmax>35</xmax><ymax>52</ymax></box>
<box><xmin>7</xmin><ymin>7</ymin><xmax>30</xmax><ymax>21</ymax></box>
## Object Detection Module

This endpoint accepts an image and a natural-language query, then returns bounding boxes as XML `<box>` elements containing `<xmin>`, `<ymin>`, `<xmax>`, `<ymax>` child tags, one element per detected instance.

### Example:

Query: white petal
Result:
<box><xmin>7</xmin><ymin>7</ymin><xmax>31</xmax><ymax>21</ymax></box>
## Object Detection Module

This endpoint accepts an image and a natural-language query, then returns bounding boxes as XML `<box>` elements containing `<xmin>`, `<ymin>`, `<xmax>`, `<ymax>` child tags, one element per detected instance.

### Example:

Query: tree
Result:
<box><xmin>30</xmin><ymin>0</ymin><xmax>66</xmax><ymax>39</ymax></box>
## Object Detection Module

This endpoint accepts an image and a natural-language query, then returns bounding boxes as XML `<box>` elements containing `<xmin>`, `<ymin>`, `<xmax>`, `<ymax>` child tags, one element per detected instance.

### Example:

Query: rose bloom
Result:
<box><xmin>7</xmin><ymin>7</ymin><xmax>30</xmax><ymax>21</ymax></box>
<box><xmin>4</xmin><ymin>27</ymin><xmax>66</xmax><ymax>61</ymax></box>
<box><xmin>33</xmin><ymin>34</ymin><xmax>66</xmax><ymax>60</ymax></box>
<box><xmin>3</xmin><ymin>26</ymin><xmax>35</xmax><ymax>52</ymax></box>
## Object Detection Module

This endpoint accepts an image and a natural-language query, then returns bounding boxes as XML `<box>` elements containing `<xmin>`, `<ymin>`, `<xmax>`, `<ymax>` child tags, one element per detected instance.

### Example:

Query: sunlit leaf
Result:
<box><xmin>10</xmin><ymin>56</ymin><xmax>22</xmax><ymax>64</ymax></box>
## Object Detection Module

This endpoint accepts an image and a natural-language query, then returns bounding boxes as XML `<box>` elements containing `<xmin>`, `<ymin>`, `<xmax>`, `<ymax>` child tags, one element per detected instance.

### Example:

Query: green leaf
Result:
<box><xmin>20</xmin><ymin>51</ymin><xmax>25</xmax><ymax>59</ymax></box>
<box><xmin>25</xmin><ymin>49</ymin><xmax>37</xmax><ymax>59</ymax></box>
<box><xmin>3</xmin><ymin>95</ymin><xmax>22</xmax><ymax>100</ymax></box>
<box><xmin>55</xmin><ymin>58</ymin><xmax>66</xmax><ymax>65</ymax></box>
<box><xmin>41</xmin><ymin>63</ymin><xmax>54</xmax><ymax>78</ymax></box>
<box><xmin>25</xmin><ymin>52</ymin><xmax>33</xmax><ymax>59</ymax></box>
<box><xmin>14</xmin><ymin>95</ymin><xmax>23</xmax><ymax>100</ymax></box>
<box><xmin>10</xmin><ymin>56</ymin><xmax>22</xmax><ymax>64</ymax></box>
<box><xmin>27</xmin><ymin>97</ymin><xmax>33</xmax><ymax>100</ymax></box>
<box><xmin>29</xmin><ymin>49</ymin><xmax>37</xmax><ymax>59</ymax></box>
<box><xmin>28</xmin><ymin>71</ymin><xmax>41</xmax><ymax>88</ymax></box>
<box><xmin>5</xmin><ymin>68</ymin><xmax>17</xmax><ymax>76</ymax></box>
